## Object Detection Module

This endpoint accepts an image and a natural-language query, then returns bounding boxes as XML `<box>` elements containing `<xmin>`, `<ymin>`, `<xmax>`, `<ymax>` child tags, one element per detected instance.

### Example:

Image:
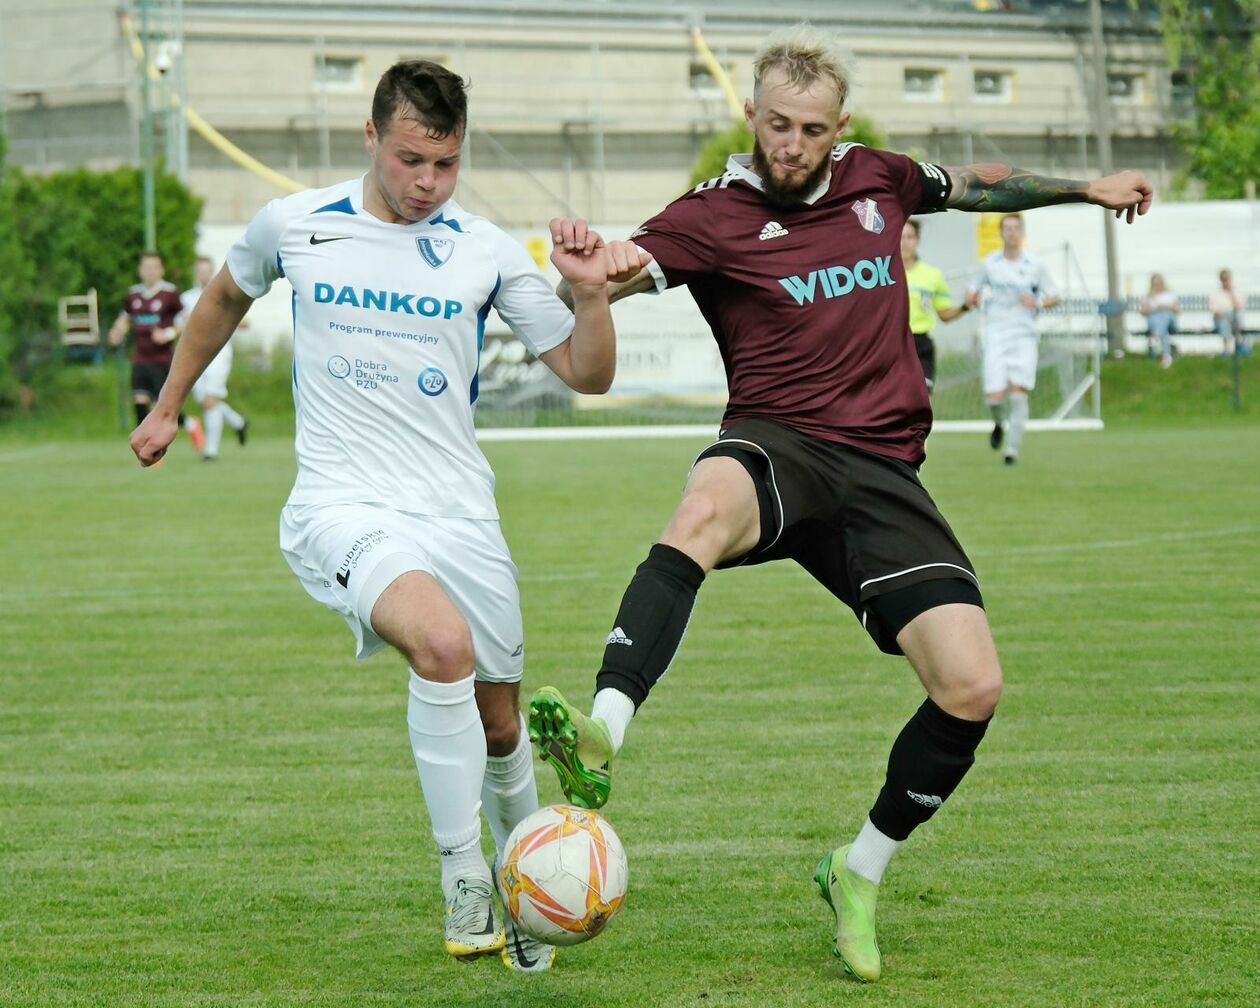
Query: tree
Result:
<box><xmin>0</xmin><ymin>162</ymin><xmax>201</xmax><ymax>419</ymax></box>
<box><xmin>1154</xmin><ymin>0</ymin><xmax>1260</xmax><ymax>197</ymax></box>
<box><xmin>0</xmin><ymin>128</ymin><xmax>36</xmax><ymax>410</ymax></box>
<box><xmin>689</xmin><ymin>114</ymin><xmax>887</xmax><ymax>188</ymax></box>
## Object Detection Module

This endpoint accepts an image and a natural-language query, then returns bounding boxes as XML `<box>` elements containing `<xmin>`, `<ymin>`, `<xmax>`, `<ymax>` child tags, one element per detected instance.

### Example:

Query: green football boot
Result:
<box><xmin>527</xmin><ymin>686</ymin><xmax>613</xmax><ymax>810</ymax></box>
<box><xmin>814</xmin><ymin>844</ymin><xmax>882</xmax><ymax>983</ymax></box>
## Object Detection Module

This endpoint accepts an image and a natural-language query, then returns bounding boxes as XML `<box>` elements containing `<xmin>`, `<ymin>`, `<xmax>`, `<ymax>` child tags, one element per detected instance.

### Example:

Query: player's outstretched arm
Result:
<box><xmin>555</xmin><ymin>268</ymin><xmax>655</xmax><ymax>312</ymax></box>
<box><xmin>541</xmin><ymin>218</ymin><xmax>652</xmax><ymax>394</ymax></box>
<box><xmin>107</xmin><ymin>312</ymin><xmax>129</xmax><ymax>347</ymax></box>
<box><xmin>944</xmin><ymin>164</ymin><xmax>1153</xmax><ymax>222</ymax></box>
<box><xmin>129</xmin><ymin>267</ymin><xmax>254</xmax><ymax>467</ymax></box>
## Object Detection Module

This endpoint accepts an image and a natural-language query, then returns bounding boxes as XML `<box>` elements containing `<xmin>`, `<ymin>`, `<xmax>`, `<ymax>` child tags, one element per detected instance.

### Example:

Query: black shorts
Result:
<box><xmin>131</xmin><ymin>362</ymin><xmax>171</xmax><ymax>400</ymax></box>
<box><xmin>913</xmin><ymin>333</ymin><xmax>936</xmax><ymax>387</ymax></box>
<box><xmin>696</xmin><ymin>417</ymin><xmax>980</xmax><ymax>654</ymax></box>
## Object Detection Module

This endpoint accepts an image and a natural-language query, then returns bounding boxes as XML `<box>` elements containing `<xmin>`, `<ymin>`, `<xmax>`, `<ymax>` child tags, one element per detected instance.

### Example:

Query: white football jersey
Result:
<box><xmin>969</xmin><ymin>249</ymin><xmax>1059</xmax><ymax>338</ymax></box>
<box><xmin>227</xmin><ymin>177</ymin><xmax>574</xmax><ymax>518</ymax></box>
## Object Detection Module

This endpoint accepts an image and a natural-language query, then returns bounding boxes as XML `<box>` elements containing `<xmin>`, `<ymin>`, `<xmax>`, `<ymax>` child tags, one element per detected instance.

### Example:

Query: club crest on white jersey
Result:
<box><xmin>417</xmin><ymin>236</ymin><xmax>455</xmax><ymax>268</ymax></box>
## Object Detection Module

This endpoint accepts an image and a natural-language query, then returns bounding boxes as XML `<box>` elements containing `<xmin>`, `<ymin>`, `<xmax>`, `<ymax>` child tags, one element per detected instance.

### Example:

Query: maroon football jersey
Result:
<box><xmin>122</xmin><ymin>282</ymin><xmax>183</xmax><ymax>365</ymax></box>
<box><xmin>632</xmin><ymin>144</ymin><xmax>950</xmax><ymax>463</ymax></box>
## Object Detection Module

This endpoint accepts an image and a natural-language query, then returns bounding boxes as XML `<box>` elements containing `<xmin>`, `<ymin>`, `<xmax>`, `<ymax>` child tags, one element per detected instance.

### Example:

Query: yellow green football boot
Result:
<box><xmin>527</xmin><ymin>686</ymin><xmax>613</xmax><ymax>809</ymax></box>
<box><xmin>814</xmin><ymin>844</ymin><xmax>882</xmax><ymax>983</ymax></box>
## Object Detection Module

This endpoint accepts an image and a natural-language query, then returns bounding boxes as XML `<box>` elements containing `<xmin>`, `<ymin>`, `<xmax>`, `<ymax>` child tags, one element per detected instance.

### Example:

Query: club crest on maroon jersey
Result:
<box><xmin>851</xmin><ymin>198</ymin><xmax>885</xmax><ymax>234</ymax></box>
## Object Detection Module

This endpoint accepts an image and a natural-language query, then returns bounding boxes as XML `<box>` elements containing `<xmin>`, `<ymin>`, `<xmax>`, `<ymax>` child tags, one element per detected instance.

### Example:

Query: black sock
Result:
<box><xmin>594</xmin><ymin>543</ymin><xmax>706</xmax><ymax>710</ymax></box>
<box><xmin>134</xmin><ymin>402</ymin><xmax>150</xmax><ymax>426</ymax></box>
<box><xmin>869</xmin><ymin>698</ymin><xmax>992</xmax><ymax>841</ymax></box>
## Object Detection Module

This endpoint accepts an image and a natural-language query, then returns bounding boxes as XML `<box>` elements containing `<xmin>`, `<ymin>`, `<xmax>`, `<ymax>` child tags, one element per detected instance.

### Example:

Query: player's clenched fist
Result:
<box><xmin>129</xmin><ymin>409</ymin><xmax>179</xmax><ymax>467</ymax></box>
<box><xmin>548</xmin><ymin>217</ymin><xmax>652</xmax><ymax>291</ymax></box>
<box><xmin>601</xmin><ymin>240</ymin><xmax>653</xmax><ymax>284</ymax></box>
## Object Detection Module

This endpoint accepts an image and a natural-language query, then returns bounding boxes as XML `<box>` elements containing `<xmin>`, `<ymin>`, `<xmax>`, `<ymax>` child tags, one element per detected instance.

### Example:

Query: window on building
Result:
<box><xmin>315</xmin><ymin>55</ymin><xmax>363</xmax><ymax>92</ymax></box>
<box><xmin>1170</xmin><ymin>71</ymin><xmax>1194</xmax><ymax>111</ymax></box>
<box><xmin>690</xmin><ymin>60</ymin><xmax>733</xmax><ymax>99</ymax></box>
<box><xmin>973</xmin><ymin>69</ymin><xmax>1012</xmax><ymax>103</ymax></box>
<box><xmin>904</xmin><ymin>68</ymin><xmax>944</xmax><ymax>102</ymax></box>
<box><xmin>1107</xmin><ymin>72</ymin><xmax>1146</xmax><ymax>105</ymax></box>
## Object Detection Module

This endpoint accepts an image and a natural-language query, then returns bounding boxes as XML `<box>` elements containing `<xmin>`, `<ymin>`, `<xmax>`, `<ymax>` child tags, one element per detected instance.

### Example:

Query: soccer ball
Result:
<box><xmin>498</xmin><ymin>803</ymin><xmax>628</xmax><ymax>946</ymax></box>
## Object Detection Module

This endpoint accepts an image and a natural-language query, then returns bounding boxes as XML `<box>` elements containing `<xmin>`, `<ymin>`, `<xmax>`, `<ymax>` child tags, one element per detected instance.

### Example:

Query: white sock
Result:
<box><xmin>845</xmin><ymin>817</ymin><xmax>902</xmax><ymax>885</ymax></box>
<box><xmin>220</xmin><ymin>401</ymin><xmax>245</xmax><ymax>429</ymax></box>
<box><xmin>1007</xmin><ymin>390</ymin><xmax>1029</xmax><ymax>457</ymax></box>
<box><xmin>202</xmin><ymin>403</ymin><xmax>224</xmax><ymax>457</ymax></box>
<box><xmin>481</xmin><ymin>713</ymin><xmax>539</xmax><ymax>861</ymax></box>
<box><xmin>591</xmin><ymin>688</ymin><xmax>635</xmax><ymax>755</ymax></box>
<box><xmin>988</xmin><ymin>399</ymin><xmax>1007</xmax><ymax>424</ymax></box>
<box><xmin>406</xmin><ymin>672</ymin><xmax>490</xmax><ymax>898</ymax></box>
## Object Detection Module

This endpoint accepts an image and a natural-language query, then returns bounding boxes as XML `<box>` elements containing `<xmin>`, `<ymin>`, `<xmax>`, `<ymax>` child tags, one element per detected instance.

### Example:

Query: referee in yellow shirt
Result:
<box><xmin>902</xmin><ymin>218</ymin><xmax>969</xmax><ymax>391</ymax></box>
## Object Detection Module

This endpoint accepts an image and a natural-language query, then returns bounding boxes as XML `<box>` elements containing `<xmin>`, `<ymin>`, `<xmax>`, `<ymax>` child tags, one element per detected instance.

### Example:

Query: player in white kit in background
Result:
<box><xmin>126</xmin><ymin>60</ymin><xmax>650</xmax><ymax>972</ymax></box>
<box><xmin>180</xmin><ymin>256</ymin><xmax>249</xmax><ymax>461</ymax></box>
<box><xmin>965</xmin><ymin>213</ymin><xmax>1060</xmax><ymax>465</ymax></box>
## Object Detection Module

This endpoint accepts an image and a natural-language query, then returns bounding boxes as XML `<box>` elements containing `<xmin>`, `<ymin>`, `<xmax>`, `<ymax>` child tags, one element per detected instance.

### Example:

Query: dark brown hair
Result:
<box><xmin>372</xmin><ymin>60</ymin><xmax>468</xmax><ymax>139</ymax></box>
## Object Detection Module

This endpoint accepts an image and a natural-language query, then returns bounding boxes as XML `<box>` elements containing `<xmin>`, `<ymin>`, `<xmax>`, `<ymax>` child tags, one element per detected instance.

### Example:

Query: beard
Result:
<box><xmin>752</xmin><ymin>141</ymin><xmax>832</xmax><ymax>209</ymax></box>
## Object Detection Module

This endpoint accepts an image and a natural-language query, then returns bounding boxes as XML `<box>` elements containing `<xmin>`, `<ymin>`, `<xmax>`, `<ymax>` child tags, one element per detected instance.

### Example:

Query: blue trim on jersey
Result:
<box><xmin>429</xmin><ymin>212</ymin><xmax>464</xmax><ymax>234</ymax></box>
<box><xmin>314</xmin><ymin>197</ymin><xmax>355</xmax><ymax>215</ymax></box>
<box><xmin>290</xmin><ymin>291</ymin><xmax>299</xmax><ymax>405</ymax></box>
<box><xmin>471</xmin><ymin>274</ymin><xmax>502</xmax><ymax>404</ymax></box>
<box><xmin>276</xmin><ymin>251</ymin><xmax>285</xmax><ymax>278</ymax></box>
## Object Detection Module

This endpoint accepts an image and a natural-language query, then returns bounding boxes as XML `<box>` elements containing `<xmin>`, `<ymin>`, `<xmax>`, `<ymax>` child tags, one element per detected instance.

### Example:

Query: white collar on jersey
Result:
<box><xmin>723</xmin><ymin>151</ymin><xmax>838</xmax><ymax>206</ymax></box>
<box><xmin>352</xmin><ymin>173</ymin><xmax>456</xmax><ymax>226</ymax></box>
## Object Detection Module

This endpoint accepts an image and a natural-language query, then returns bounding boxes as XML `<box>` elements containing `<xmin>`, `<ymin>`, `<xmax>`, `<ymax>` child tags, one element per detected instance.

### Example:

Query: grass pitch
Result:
<box><xmin>1</xmin><ymin>425</ymin><xmax>1257</xmax><ymax>1007</ymax></box>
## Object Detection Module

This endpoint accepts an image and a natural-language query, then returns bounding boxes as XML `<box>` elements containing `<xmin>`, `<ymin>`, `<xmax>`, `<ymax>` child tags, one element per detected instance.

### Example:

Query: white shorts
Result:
<box><xmin>193</xmin><ymin>343</ymin><xmax>233</xmax><ymax>402</ymax></box>
<box><xmin>279</xmin><ymin>502</ymin><xmax>525</xmax><ymax>680</ymax></box>
<box><xmin>982</xmin><ymin>332</ymin><xmax>1039</xmax><ymax>394</ymax></box>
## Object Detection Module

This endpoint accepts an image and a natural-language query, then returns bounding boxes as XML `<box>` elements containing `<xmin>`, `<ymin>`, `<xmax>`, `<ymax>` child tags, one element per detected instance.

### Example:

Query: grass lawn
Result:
<box><xmin>1</xmin><ymin>424</ymin><xmax>1257</xmax><ymax>1007</ymax></box>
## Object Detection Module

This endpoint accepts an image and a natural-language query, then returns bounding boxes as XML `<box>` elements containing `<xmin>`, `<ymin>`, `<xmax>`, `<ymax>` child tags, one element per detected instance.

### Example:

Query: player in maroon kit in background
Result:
<box><xmin>108</xmin><ymin>251</ymin><xmax>204</xmax><ymax>451</ymax></box>
<box><xmin>528</xmin><ymin>24</ymin><xmax>1153</xmax><ymax>983</ymax></box>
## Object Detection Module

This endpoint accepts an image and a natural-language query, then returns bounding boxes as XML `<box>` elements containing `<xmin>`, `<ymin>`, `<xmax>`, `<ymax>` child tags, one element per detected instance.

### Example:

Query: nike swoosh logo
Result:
<box><xmin>309</xmin><ymin>234</ymin><xmax>351</xmax><ymax>245</ymax></box>
<box><xmin>511</xmin><ymin>932</ymin><xmax>538</xmax><ymax>967</ymax></box>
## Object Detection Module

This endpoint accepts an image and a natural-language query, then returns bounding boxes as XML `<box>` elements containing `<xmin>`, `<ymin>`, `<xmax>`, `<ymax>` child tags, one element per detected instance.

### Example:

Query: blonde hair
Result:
<box><xmin>753</xmin><ymin>23</ymin><xmax>851</xmax><ymax>110</ymax></box>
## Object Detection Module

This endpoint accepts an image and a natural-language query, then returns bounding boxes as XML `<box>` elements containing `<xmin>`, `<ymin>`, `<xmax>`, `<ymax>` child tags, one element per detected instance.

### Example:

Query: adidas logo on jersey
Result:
<box><xmin>906</xmin><ymin>790</ymin><xmax>943</xmax><ymax>808</ymax></box>
<box><xmin>759</xmin><ymin>221</ymin><xmax>789</xmax><ymax>241</ymax></box>
<box><xmin>606</xmin><ymin>626</ymin><xmax>633</xmax><ymax>646</ymax></box>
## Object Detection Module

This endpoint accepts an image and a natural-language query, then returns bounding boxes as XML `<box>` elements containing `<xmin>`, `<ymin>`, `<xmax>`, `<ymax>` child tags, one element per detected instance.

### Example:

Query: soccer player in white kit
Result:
<box><xmin>965</xmin><ymin>213</ymin><xmax>1059</xmax><ymax>465</ymax></box>
<box><xmin>127</xmin><ymin>60</ymin><xmax>649</xmax><ymax>972</ymax></box>
<box><xmin>180</xmin><ymin>256</ymin><xmax>249</xmax><ymax>461</ymax></box>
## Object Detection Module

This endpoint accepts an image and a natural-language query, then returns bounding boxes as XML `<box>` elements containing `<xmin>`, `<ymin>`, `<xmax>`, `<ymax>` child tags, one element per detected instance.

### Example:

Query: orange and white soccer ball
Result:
<box><xmin>498</xmin><ymin>804</ymin><xmax>628</xmax><ymax>946</ymax></box>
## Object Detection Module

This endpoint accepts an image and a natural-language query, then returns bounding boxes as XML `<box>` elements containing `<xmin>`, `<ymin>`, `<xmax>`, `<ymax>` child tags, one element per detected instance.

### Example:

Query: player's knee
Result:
<box><xmin>950</xmin><ymin>665</ymin><xmax>1003</xmax><ymax>720</ymax></box>
<box><xmin>670</xmin><ymin>490</ymin><xmax>722</xmax><ymax>540</ymax></box>
<box><xmin>482</xmin><ymin>710</ymin><xmax>521</xmax><ymax>756</ymax></box>
<box><xmin>405</xmin><ymin>624</ymin><xmax>474</xmax><ymax>683</ymax></box>
<box><xmin>969</xmin><ymin>667</ymin><xmax>1003</xmax><ymax>718</ymax></box>
<box><xmin>666</xmin><ymin>490</ymin><xmax>753</xmax><ymax>564</ymax></box>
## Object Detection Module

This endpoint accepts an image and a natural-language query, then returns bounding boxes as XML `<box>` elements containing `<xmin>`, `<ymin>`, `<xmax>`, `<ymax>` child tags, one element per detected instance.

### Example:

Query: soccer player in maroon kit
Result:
<box><xmin>108</xmin><ymin>250</ymin><xmax>203</xmax><ymax>450</ymax></box>
<box><xmin>529</xmin><ymin>24</ymin><xmax>1153</xmax><ymax>982</ymax></box>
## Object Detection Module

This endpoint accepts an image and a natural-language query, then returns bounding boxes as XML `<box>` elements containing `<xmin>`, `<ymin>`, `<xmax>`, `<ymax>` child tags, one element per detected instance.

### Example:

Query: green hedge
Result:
<box><xmin>0</xmin><ymin>147</ymin><xmax>202</xmax><ymax>420</ymax></box>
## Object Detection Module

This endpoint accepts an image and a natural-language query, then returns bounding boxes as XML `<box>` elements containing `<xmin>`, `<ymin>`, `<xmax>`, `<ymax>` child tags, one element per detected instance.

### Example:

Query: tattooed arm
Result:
<box><xmin>945</xmin><ymin>163</ymin><xmax>1154</xmax><ymax>223</ymax></box>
